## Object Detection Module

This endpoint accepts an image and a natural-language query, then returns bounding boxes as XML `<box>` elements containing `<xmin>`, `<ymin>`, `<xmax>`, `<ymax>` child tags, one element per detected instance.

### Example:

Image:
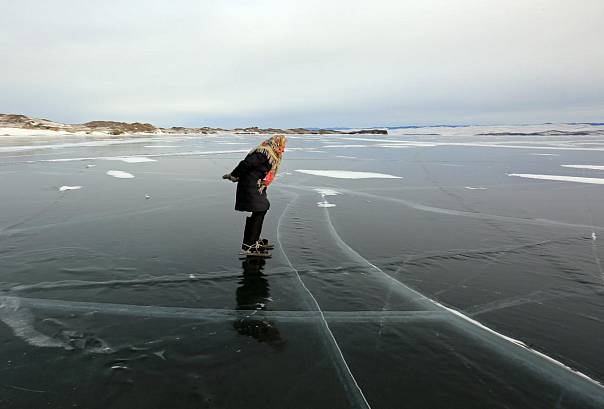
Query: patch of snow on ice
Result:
<box><xmin>329</xmin><ymin>137</ymin><xmax>604</xmax><ymax>152</ymax></box>
<box><xmin>59</xmin><ymin>186</ymin><xmax>82</xmax><ymax>192</ymax></box>
<box><xmin>107</xmin><ymin>170</ymin><xmax>135</xmax><ymax>179</ymax></box>
<box><xmin>531</xmin><ymin>153</ymin><xmax>559</xmax><ymax>156</ymax></box>
<box><xmin>48</xmin><ymin>156</ymin><xmax>155</xmax><ymax>163</ymax></box>
<box><xmin>465</xmin><ymin>186</ymin><xmax>488</xmax><ymax>190</ymax></box>
<box><xmin>561</xmin><ymin>165</ymin><xmax>604</xmax><ymax>171</ymax></box>
<box><xmin>29</xmin><ymin>150</ymin><xmax>247</xmax><ymax>164</ymax></box>
<box><xmin>335</xmin><ymin>137</ymin><xmax>438</xmax><ymax>147</ymax></box>
<box><xmin>143</xmin><ymin>145</ymin><xmax>180</xmax><ymax>148</ymax></box>
<box><xmin>296</xmin><ymin>169</ymin><xmax>402</xmax><ymax>179</ymax></box>
<box><xmin>106</xmin><ymin>156</ymin><xmax>156</xmax><ymax>163</ymax></box>
<box><xmin>508</xmin><ymin>173</ymin><xmax>604</xmax><ymax>185</ymax></box>
<box><xmin>286</xmin><ymin>147</ymin><xmax>325</xmax><ymax>152</ymax></box>
<box><xmin>336</xmin><ymin>155</ymin><xmax>357</xmax><ymax>159</ymax></box>
<box><xmin>322</xmin><ymin>145</ymin><xmax>369</xmax><ymax>148</ymax></box>
<box><xmin>47</xmin><ymin>158</ymin><xmax>95</xmax><ymax>163</ymax></box>
<box><xmin>375</xmin><ymin>144</ymin><xmax>411</xmax><ymax>148</ymax></box>
<box><xmin>313</xmin><ymin>188</ymin><xmax>340</xmax><ymax>196</ymax></box>
<box><xmin>313</xmin><ymin>187</ymin><xmax>341</xmax><ymax>207</ymax></box>
<box><xmin>0</xmin><ymin>127</ymin><xmax>69</xmax><ymax>137</ymax></box>
<box><xmin>444</xmin><ymin>143</ymin><xmax>604</xmax><ymax>152</ymax></box>
<box><xmin>0</xmin><ymin>296</ymin><xmax>64</xmax><ymax>348</ymax></box>
<box><xmin>0</xmin><ymin>138</ymin><xmax>161</xmax><ymax>152</ymax></box>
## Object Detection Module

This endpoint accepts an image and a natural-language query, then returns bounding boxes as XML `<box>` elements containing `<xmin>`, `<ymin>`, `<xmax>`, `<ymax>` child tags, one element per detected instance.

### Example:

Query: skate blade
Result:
<box><xmin>238</xmin><ymin>251</ymin><xmax>272</xmax><ymax>258</ymax></box>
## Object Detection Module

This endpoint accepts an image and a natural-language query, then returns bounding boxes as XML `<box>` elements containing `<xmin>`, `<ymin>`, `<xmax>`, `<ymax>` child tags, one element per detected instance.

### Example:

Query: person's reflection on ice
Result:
<box><xmin>233</xmin><ymin>257</ymin><xmax>284</xmax><ymax>349</ymax></box>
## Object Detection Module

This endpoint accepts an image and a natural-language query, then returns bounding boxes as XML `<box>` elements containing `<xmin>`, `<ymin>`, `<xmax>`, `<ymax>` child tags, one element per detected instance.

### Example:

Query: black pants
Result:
<box><xmin>242</xmin><ymin>211</ymin><xmax>267</xmax><ymax>247</ymax></box>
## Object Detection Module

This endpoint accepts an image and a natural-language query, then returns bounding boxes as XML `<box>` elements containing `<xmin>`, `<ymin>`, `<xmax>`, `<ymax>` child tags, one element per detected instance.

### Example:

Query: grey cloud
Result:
<box><xmin>1</xmin><ymin>0</ymin><xmax>603</xmax><ymax>127</ymax></box>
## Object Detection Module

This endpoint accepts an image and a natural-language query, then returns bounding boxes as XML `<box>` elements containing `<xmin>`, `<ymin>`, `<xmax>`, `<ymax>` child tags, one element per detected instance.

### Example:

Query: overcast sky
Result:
<box><xmin>1</xmin><ymin>0</ymin><xmax>603</xmax><ymax>128</ymax></box>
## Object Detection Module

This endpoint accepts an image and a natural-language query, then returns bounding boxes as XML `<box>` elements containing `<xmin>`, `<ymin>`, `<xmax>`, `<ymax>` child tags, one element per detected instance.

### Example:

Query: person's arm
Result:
<box><xmin>221</xmin><ymin>173</ymin><xmax>238</xmax><ymax>182</ymax></box>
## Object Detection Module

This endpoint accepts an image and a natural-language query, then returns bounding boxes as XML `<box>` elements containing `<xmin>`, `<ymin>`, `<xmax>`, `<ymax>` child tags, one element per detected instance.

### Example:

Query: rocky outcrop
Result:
<box><xmin>0</xmin><ymin>114</ymin><xmax>70</xmax><ymax>131</ymax></box>
<box><xmin>83</xmin><ymin>121</ymin><xmax>156</xmax><ymax>135</ymax></box>
<box><xmin>0</xmin><ymin>114</ymin><xmax>158</xmax><ymax>135</ymax></box>
<box><xmin>229</xmin><ymin>127</ymin><xmax>387</xmax><ymax>135</ymax></box>
<box><xmin>230</xmin><ymin>126</ymin><xmax>338</xmax><ymax>135</ymax></box>
<box><xmin>161</xmin><ymin>126</ymin><xmax>226</xmax><ymax>135</ymax></box>
<box><xmin>346</xmin><ymin>129</ymin><xmax>388</xmax><ymax>135</ymax></box>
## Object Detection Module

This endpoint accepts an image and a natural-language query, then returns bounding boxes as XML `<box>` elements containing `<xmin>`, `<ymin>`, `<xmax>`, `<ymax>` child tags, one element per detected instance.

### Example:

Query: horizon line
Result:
<box><xmin>2</xmin><ymin>112</ymin><xmax>603</xmax><ymax>131</ymax></box>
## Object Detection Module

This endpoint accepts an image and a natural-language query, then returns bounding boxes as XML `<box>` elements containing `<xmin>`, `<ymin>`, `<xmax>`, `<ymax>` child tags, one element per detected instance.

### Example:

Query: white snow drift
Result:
<box><xmin>296</xmin><ymin>170</ymin><xmax>401</xmax><ymax>179</ymax></box>
<box><xmin>59</xmin><ymin>186</ymin><xmax>82</xmax><ymax>192</ymax></box>
<box><xmin>561</xmin><ymin>165</ymin><xmax>604</xmax><ymax>171</ymax></box>
<box><xmin>106</xmin><ymin>170</ymin><xmax>135</xmax><ymax>179</ymax></box>
<box><xmin>508</xmin><ymin>173</ymin><xmax>604</xmax><ymax>185</ymax></box>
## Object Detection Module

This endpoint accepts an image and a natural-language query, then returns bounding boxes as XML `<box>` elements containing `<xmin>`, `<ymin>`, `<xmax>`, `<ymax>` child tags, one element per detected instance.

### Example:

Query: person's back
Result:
<box><xmin>232</xmin><ymin>151</ymin><xmax>271</xmax><ymax>212</ymax></box>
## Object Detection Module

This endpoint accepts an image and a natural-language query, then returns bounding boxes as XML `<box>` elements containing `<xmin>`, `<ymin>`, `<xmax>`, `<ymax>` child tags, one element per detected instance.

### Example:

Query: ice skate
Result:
<box><xmin>258</xmin><ymin>238</ymin><xmax>275</xmax><ymax>250</ymax></box>
<box><xmin>240</xmin><ymin>243</ymin><xmax>272</xmax><ymax>258</ymax></box>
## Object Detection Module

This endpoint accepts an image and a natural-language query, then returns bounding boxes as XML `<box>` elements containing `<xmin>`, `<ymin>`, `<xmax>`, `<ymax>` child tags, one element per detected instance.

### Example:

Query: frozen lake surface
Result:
<box><xmin>1</xmin><ymin>125</ymin><xmax>604</xmax><ymax>408</ymax></box>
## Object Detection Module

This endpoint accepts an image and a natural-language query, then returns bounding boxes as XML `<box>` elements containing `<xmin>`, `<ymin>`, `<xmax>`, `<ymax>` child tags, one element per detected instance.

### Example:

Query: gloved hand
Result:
<box><xmin>222</xmin><ymin>173</ymin><xmax>238</xmax><ymax>182</ymax></box>
<box><xmin>256</xmin><ymin>179</ymin><xmax>266</xmax><ymax>193</ymax></box>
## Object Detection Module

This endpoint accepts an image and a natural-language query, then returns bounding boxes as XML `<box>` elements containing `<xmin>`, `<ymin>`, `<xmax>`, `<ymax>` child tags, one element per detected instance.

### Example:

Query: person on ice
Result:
<box><xmin>222</xmin><ymin>134</ymin><xmax>287</xmax><ymax>257</ymax></box>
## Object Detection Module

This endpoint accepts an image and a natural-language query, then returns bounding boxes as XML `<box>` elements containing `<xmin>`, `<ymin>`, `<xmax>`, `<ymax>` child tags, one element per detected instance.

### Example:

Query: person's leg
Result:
<box><xmin>248</xmin><ymin>210</ymin><xmax>267</xmax><ymax>245</ymax></box>
<box><xmin>242</xmin><ymin>215</ymin><xmax>254</xmax><ymax>249</ymax></box>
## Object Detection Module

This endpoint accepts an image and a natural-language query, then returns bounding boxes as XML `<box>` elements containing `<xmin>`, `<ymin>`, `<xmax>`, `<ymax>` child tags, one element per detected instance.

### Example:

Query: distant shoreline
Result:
<box><xmin>2</xmin><ymin>113</ymin><xmax>604</xmax><ymax>139</ymax></box>
<box><xmin>0</xmin><ymin>114</ymin><xmax>387</xmax><ymax>137</ymax></box>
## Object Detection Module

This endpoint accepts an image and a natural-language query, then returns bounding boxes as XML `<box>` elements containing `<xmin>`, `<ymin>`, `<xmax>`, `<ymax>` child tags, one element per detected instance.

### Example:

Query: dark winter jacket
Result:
<box><xmin>231</xmin><ymin>152</ymin><xmax>271</xmax><ymax>212</ymax></box>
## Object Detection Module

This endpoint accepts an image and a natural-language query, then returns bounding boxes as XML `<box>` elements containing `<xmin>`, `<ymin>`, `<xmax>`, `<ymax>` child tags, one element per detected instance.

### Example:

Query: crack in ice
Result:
<box><xmin>319</xmin><ymin>204</ymin><xmax>604</xmax><ymax>400</ymax></box>
<box><xmin>276</xmin><ymin>191</ymin><xmax>372</xmax><ymax>409</ymax></box>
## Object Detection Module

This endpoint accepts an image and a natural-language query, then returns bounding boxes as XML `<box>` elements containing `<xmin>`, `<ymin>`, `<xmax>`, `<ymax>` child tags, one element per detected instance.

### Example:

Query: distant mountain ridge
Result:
<box><xmin>0</xmin><ymin>114</ymin><xmax>387</xmax><ymax>136</ymax></box>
